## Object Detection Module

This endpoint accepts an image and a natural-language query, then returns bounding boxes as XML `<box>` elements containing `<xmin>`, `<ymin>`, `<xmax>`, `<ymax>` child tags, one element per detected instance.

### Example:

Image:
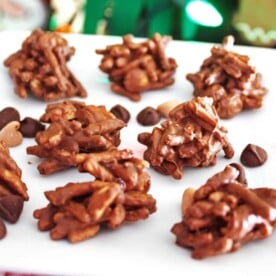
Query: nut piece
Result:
<box><xmin>157</xmin><ymin>99</ymin><xmax>181</xmax><ymax>118</ymax></box>
<box><xmin>181</xmin><ymin>188</ymin><xmax>195</xmax><ymax>216</ymax></box>
<box><xmin>110</xmin><ymin>104</ymin><xmax>131</xmax><ymax>123</ymax></box>
<box><xmin>0</xmin><ymin>121</ymin><xmax>23</xmax><ymax>147</ymax></box>
<box><xmin>137</xmin><ymin>107</ymin><xmax>161</xmax><ymax>126</ymax></box>
<box><xmin>0</xmin><ymin>107</ymin><xmax>20</xmax><ymax>130</ymax></box>
<box><xmin>240</xmin><ymin>143</ymin><xmax>267</xmax><ymax>167</ymax></box>
<box><xmin>4</xmin><ymin>29</ymin><xmax>87</xmax><ymax>101</ymax></box>
<box><xmin>186</xmin><ymin>36</ymin><xmax>267</xmax><ymax>118</ymax></box>
<box><xmin>171</xmin><ymin>165</ymin><xmax>276</xmax><ymax>259</ymax></box>
<box><xmin>96</xmin><ymin>33</ymin><xmax>177</xmax><ymax>101</ymax></box>
<box><xmin>138</xmin><ymin>97</ymin><xmax>234</xmax><ymax>179</ymax></box>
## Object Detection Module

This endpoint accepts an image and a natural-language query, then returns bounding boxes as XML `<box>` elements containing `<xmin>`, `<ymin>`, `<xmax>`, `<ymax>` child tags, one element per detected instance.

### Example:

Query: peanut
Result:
<box><xmin>0</xmin><ymin>121</ymin><xmax>23</xmax><ymax>147</ymax></box>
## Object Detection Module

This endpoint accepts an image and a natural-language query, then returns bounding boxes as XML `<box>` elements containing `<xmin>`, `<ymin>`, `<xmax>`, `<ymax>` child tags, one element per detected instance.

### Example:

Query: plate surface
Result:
<box><xmin>0</xmin><ymin>31</ymin><xmax>276</xmax><ymax>276</ymax></box>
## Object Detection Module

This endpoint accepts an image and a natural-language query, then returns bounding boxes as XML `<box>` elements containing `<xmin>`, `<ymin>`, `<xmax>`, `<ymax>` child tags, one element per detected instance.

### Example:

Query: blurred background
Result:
<box><xmin>0</xmin><ymin>0</ymin><xmax>275</xmax><ymax>48</ymax></box>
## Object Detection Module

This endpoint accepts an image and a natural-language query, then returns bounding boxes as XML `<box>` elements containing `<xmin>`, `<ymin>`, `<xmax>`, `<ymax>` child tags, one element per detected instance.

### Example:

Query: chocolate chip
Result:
<box><xmin>137</xmin><ymin>106</ymin><xmax>161</xmax><ymax>126</ymax></box>
<box><xmin>19</xmin><ymin>117</ymin><xmax>45</xmax><ymax>137</ymax></box>
<box><xmin>0</xmin><ymin>218</ymin><xmax>6</xmax><ymax>239</ymax></box>
<box><xmin>0</xmin><ymin>107</ymin><xmax>20</xmax><ymax>130</ymax></box>
<box><xmin>229</xmin><ymin>163</ymin><xmax>247</xmax><ymax>186</ymax></box>
<box><xmin>110</xmin><ymin>104</ymin><xmax>130</xmax><ymax>123</ymax></box>
<box><xmin>240</xmin><ymin>144</ymin><xmax>267</xmax><ymax>167</ymax></box>
<box><xmin>0</xmin><ymin>195</ymin><xmax>24</xmax><ymax>223</ymax></box>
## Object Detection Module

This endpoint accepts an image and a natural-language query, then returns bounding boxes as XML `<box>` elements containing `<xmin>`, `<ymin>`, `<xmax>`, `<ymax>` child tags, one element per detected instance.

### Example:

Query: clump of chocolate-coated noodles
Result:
<box><xmin>96</xmin><ymin>33</ymin><xmax>177</xmax><ymax>101</ymax></box>
<box><xmin>171</xmin><ymin>164</ymin><xmax>276</xmax><ymax>259</ymax></box>
<box><xmin>27</xmin><ymin>100</ymin><xmax>126</xmax><ymax>175</ymax></box>
<box><xmin>4</xmin><ymin>29</ymin><xmax>87</xmax><ymax>101</ymax></box>
<box><xmin>34</xmin><ymin>179</ymin><xmax>156</xmax><ymax>243</ymax></box>
<box><xmin>138</xmin><ymin>96</ymin><xmax>234</xmax><ymax>179</ymax></box>
<box><xmin>186</xmin><ymin>35</ymin><xmax>267</xmax><ymax>119</ymax></box>
<box><xmin>0</xmin><ymin>141</ymin><xmax>29</xmax><ymax>239</ymax></box>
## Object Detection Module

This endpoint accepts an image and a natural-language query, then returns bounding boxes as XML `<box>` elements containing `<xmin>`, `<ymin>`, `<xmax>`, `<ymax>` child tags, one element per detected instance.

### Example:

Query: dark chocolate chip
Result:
<box><xmin>0</xmin><ymin>195</ymin><xmax>24</xmax><ymax>223</ymax></box>
<box><xmin>240</xmin><ymin>144</ymin><xmax>267</xmax><ymax>167</ymax></box>
<box><xmin>229</xmin><ymin>163</ymin><xmax>247</xmax><ymax>186</ymax></box>
<box><xmin>110</xmin><ymin>104</ymin><xmax>131</xmax><ymax>123</ymax></box>
<box><xmin>0</xmin><ymin>218</ymin><xmax>6</xmax><ymax>239</ymax></box>
<box><xmin>137</xmin><ymin>106</ymin><xmax>161</xmax><ymax>126</ymax></box>
<box><xmin>0</xmin><ymin>107</ymin><xmax>20</xmax><ymax>130</ymax></box>
<box><xmin>19</xmin><ymin>117</ymin><xmax>45</xmax><ymax>137</ymax></box>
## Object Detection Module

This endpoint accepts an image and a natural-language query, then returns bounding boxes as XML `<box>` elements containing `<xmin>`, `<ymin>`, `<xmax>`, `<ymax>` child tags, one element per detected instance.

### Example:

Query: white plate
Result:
<box><xmin>0</xmin><ymin>31</ymin><xmax>276</xmax><ymax>276</ymax></box>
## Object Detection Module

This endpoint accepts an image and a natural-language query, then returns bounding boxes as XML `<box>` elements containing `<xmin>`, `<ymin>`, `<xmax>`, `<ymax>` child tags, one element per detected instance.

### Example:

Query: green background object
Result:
<box><xmin>83</xmin><ymin>0</ymin><xmax>238</xmax><ymax>42</ymax></box>
<box><xmin>84</xmin><ymin>0</ymin><xmax>175</xmax><ymax>37</ymax></box>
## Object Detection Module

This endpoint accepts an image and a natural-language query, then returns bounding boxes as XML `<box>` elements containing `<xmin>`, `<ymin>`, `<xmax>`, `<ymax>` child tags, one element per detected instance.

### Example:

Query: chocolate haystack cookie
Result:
<box><xmin>34</xmin><ymin>179</ymin><xmax>156</xmax><ymax>243</ymax></box>
<box><xmin>171</xmin><ymin>164</ymin><xmax>276</xmax><ymax>259</ymax></box>
<box><xmin>186</xmin><ymin>35</ymin><xmax>267</xmax><ymax>118</ymax></box>
<box><xmin>138</xmin><ymin>97</ymin><xmax>234</xmax><ymax>179</ymax></box>
<box><xmin>4</xmin><ymin>29</ymin><xmax>87</xmax><ymax>101</ymax></box>
<box><xmin>96</xmin><ymin>33</ymin><xmax>177</xmax><ymax>101</ymax></box>
<box><xmin>27</xmin><ymin>100</ymin><xmax>126</xmax><ymax>175</ymax></box>
<box><xmin>0</xmin><ymin>141</ymin><xmax>28</xmax><ymax>239</ymax></box>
